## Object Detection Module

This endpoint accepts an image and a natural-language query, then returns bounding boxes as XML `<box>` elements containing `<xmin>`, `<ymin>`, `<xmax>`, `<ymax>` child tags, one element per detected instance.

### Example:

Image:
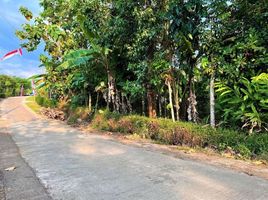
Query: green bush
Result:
<box><xmin>216</xmin><ymin>73</ymin><xmax>268</xmax><ymax>133</ymax></box>
<box><xmin>92</xmin><ymin>110</ymin><xmax>268</xmax><ymax>161</ymax></box>
<box><xmin>67</xmin><ymin>106</ymin><xmax>91</xmax><ymax>124</ymax></box>
<box><xmin>35</xmin><ymin>96</ymin><xmax>57</xmax><ymax>108</ymax></box>
<box><xmin>102</xmin><ymin>109</ymin><xmax>122</xmax><ymax>121</ymax></box>
<box><xmin>35</xmin><ymin>96</ymin><xmax>44</xmax><ymax>106</ymax></box>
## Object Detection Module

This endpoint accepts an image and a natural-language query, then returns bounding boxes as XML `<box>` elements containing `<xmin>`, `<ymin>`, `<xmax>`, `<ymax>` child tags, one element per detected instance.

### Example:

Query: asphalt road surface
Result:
<box><xmin>0</xmin><ymin>97</ymin><xmax>268</xmax><ymax>200</ymax></box>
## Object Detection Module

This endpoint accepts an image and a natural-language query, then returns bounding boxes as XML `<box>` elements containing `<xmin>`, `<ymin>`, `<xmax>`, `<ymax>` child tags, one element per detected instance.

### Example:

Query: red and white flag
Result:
<box><xmin>1</xmin><ymin>48</ymin><xmax>23</xmax><ymax>61</ymax></box>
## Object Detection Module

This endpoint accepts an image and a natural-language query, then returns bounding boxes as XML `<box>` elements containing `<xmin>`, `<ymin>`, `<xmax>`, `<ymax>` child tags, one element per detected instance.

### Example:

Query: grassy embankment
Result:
<box><xmin>91</xmin><ymin>110</ymin><xmax>268</xmax><ymax>162</ymax></box>
<box><xmin>24</xmin><ymin>96</ymin><xmax>42</xmax><ymax>113</ymax></box>
<box><xmin>26</xmin><ymin>96</ymin><xmax>268</xmax><ymax>163</ymax></box>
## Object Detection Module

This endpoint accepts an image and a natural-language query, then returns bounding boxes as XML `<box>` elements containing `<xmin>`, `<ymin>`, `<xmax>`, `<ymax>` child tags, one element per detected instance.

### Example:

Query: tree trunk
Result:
<box><xmin>49</xmin><ymin>89</ymin><xmax>52</xmax><ymax>99</ymax></box>
<box><xmin>173</xmin><ymin>82</ymin><xmax>180</xmax><ymax>121</ymax></box>
<box><xmin>187</xmin><ymin>76</ymin><xmax>198</xmax><ymax>123</ymax></box>
<box><xmin>186</xmin><ymin>59</ymin><xmax>198</xmax><ymax>123</ymax></box>
<box><xmin>95</xmin><ymin>93</ymin><xmax>99</xmax><ymax>112</ymax></box>
<box><xmin>142</xmin><ymin>93</ymin><xmax>145</xmax><ymax>116</ymax></box>
<box><xmin>88</xmin><ymin>91</ymin><xmax>92</xmax><ymax>112</ymax></box>
<box><xmin>210</xmin><ymin>72</ymin><xmax>215</xmax><ymax>128</ymax></box>
<box><xmin>115</xmin><ymin>89</ymin><xmax>120</xmax><ymax>112</ymax></box>
<box><xmin>20</xmin><ymin>85</ymin><xmax>24</xmax><ymax>96</ymax></box>
<box><xmin>164</xmin><ymin>96</ymin><xmax>167</xmax><ymax>118</ymax></box>
<box><xmin>167</xmin><ymin>80</ymin><xmax>175</xmax><ymax>122</ymax></box>
<box><xmin>187</xmin><ymin>87</ymin><xmax>198</xmax><ymax>123</ymax></box>
<box><xmin>121</xmin><ymin>93</ymin><xmax>127</xmax><ymax>114</ymax></box>
<box><xmin>104</xmin><ymin>91</ymin><xmax>108</xmax><ymax>109</ymax></box>
<box><xmin>147</xmin><ymin>85</ymin><xmax>157</xmax><ymax>118</ymax></box>
<box><xmin>158</xmin><ymin>95</ymin><xmax>162</xmax><ymax>117</ymax></box>
<box><xmin>107</xmin><ymin>70</ymin><xmax>115</xmax><ymax>111</ymax></box>
<box><xmin>126</xmin><ymin>96</ymin><xmax>132</xmax><ymax>114</ymax></box>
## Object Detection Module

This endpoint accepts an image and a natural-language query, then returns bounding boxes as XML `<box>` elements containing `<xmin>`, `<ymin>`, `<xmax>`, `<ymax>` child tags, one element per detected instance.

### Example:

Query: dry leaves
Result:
<box><xmin>41</xmin><ymin>108</ymin><xmax>65</xmax><ymax>121</ymax></box>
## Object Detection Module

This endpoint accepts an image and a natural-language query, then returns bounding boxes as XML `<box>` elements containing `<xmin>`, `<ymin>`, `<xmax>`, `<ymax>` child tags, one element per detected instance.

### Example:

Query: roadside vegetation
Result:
<box><xmin>25</xmin><ymin>96</ymin><xmax>42</xmax><ymax>113</ymax></box>
<box><xmin>19</xmin><ymin>1</ymin><xmax>267</xmax><ymax>162</ymax></box>
<box><xmin>91</xmin><ymin>110</ymin><xmax>268</xmax><ymax>162</ymax></box>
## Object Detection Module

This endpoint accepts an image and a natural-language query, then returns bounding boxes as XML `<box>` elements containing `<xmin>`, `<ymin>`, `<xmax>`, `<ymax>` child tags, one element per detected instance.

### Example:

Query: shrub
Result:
<box><xmin>102</xmin><ymin>109</ymin><xmax>122</xmax><ymax>121</ymax></box>
<box><xmin>35</xmin><ymin>96</ymin><xmax>44</xmax><ymax>106</ymax></box>
<box><xmin>35</xmin><ymin>96</ymin><xmax>57</xmax><ymax>108</ymax></box>
<box><xmin>91</xmin><ymin>110</ymin><xmax>110</xmax><ymax>130</ymax></box>
<box><xmin>43</xmin><ymin>98</ymin><xmax>57</xmax><ymax>108</ymax></box>
<box><xmin>257</xmin><ymin>152</ymin><xmax>268</xmax><ymax>163</ymax></box>
<box><xmin>92</xmin><ymin>112</ymin><xmax>207</xmax><ymax>147</ymax></box>
<box><xmin>235</xmin><ymin>144</ymin><xmax>251</xmax><ymax>159</ymax></box>
<box><xmin>147</xmin><ymin>121</ymin><xmax>161</xmax><ymax>140</ymax></box>
<box><xmin>117</xmin><ymin>118</ymin><xmax>134</xmax><ymax>133</ymax></box>
<box><xmin>216</xmin><ymin>73</ymin><xmax>268</xmax><ymax>133</ymax></box>
<box><xmin>67</xmin><ymin>106</ymin><xmax>91</xmax><ymax>124</ymax></box>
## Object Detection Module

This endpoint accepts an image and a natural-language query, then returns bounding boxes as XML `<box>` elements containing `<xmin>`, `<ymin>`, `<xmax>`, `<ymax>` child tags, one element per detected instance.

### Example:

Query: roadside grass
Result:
<box><xmin>25</xmin><ymin>96</ymin><xmax>42</xmax><ymax>113</ymax></box>
<box><xmin>91</xmin><ymin>109</ymin><xmax>268</xmax><ymax>163</ymax></box>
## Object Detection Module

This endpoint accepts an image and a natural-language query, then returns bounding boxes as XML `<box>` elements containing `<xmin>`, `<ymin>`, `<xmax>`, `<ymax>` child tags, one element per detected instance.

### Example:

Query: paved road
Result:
<box><xmin>0</xmin><ymin>132</ymin><xmax>51</xmax><ymax>200</ymax></box>
<box><xmin>0</xmin><ymin>98</ymin><xmax>51</xmax><ymax>200</ymax></box>
<box><xmin>1</xmin><ymin>97</ymin><xmax>268</xmax><ymax>200</ymax></box>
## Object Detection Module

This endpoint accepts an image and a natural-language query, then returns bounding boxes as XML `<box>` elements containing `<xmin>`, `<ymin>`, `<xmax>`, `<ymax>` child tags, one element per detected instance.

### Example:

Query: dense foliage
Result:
<box><xmin>0</xmin><ymin>75</ymin><xmax>31</xmax><ymax>98</ymax></box>
<box><xmin>16</xmin><ymin>0</ymin><xmax>268</xmax><ymax>133</ymax></box>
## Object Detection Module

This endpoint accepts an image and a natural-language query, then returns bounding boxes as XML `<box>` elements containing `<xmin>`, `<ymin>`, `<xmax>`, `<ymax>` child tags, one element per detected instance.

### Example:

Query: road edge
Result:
<box><xmin>0</xmin><ymin>98</ymin><xmax>52</xmax><ymax>200</ymax></box>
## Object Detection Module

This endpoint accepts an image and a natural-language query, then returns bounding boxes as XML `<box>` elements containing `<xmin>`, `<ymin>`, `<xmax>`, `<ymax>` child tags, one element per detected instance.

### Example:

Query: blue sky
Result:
<box><xmin>0</xmin><ymin>0</ymin><xmax>44</xmax><ymax>78</ymax></box>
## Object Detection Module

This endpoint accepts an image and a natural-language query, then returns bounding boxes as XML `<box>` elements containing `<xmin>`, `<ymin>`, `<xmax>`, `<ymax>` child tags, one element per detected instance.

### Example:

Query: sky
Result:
<box><xmin>0</xmin><ymin>0</ymin><xmax>44</xmax><ymax>78</ymax></box>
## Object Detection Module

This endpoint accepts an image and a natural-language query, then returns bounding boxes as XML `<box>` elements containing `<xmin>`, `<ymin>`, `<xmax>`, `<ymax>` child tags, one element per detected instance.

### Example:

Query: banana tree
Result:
<box><xmin>59</xmin><ymin>44</ymin><xmax>117</xmax><ymax>110</ymax></box>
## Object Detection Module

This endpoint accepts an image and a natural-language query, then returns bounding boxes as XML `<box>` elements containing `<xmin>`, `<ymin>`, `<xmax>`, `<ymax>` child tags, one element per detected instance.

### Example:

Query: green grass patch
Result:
<box><xmin>25</xmin><ymin>96</ymin><xmax>42</xmax><ymax>113</ymax></box>
<box><xmin>91</xmin><ymin>109</ymin><xmax>268</xmax><ymax>162</ymax></box>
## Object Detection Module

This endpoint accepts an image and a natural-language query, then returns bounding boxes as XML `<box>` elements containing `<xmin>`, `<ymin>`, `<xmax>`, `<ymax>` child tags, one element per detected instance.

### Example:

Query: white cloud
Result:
<box><xmin>0</xmin><ymin>0</ymin><xmax>44</xmax><ymax>78</ymax></box>
<box><xmin>0</xmin><ymin>0</ymin><xmax>41</xmax><ymax>27</ymax></box>
<box><xmin>0</xmin><ymin>56</ymin><xmax>45</xmax><ymax>78</ymax></box>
